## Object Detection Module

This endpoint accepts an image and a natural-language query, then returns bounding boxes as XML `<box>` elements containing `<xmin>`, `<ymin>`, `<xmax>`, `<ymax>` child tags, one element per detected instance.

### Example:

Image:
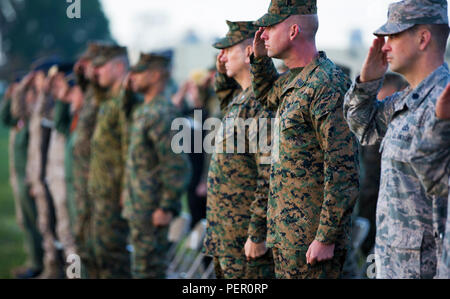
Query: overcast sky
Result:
<box><xmin>99</xmin><ymin>0</ymin><xmax>450</xmax><ymax>52</ymax></box>
<box><xmin>99</xmin><ymin>0</ymin><xmax>399</xmax><ymax>52</ymax></box>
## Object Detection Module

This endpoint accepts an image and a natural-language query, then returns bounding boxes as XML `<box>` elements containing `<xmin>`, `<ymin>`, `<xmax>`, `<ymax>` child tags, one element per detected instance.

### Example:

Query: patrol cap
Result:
<box><xmin>130</xmin><ymin>52</ymin><xmax>172</xmax><ymax>73</ymax></box>
<box><xmin>30</xmin><ymin>56</ymin><xmax>61</xmax><ymax>73</ymax></box>
<box><xmin>254</xmin><ymin>0</ymin><xmax>317</xmax><ymax>27</ymax></box>
<box><xmin>92</xmin><ymin>44</ymin><xmax>128</xmax><ymax>67</ymax></box>
<box><xmin>374</xmin><ymin>0</ymin><xmax>449</xmax><ymax>36</ymax></box>
<box><xmin>79</xmin><ymin>42</ymin><xmax>103</xmax><ymax>60</ymax></box>
<box><xmin>213</xmin><ymin>20</ymin><xmax>259</xmax><ymax>49</ymax></box>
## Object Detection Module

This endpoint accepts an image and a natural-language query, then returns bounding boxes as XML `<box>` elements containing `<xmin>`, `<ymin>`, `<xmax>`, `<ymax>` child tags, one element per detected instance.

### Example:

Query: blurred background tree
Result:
<box><xmin>0</xmin><ymin>0</ymin><xmax>113</xmax><ymax>80</ymax></box>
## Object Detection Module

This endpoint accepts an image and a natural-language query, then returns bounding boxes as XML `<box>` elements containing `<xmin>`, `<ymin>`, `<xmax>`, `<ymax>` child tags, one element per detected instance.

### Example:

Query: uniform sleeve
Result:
<box><xmin>148</xmin><ymin>109</ymin><xmax>192</xmax><ymax>216</ymax></box>
<box><xmin>250</xmin><ymin>55</ymin><xmax>280</xmax><ymax>111</ymax></box>
<box><xmin>313</xmin><ymin>88</ymin><xmax>360</xmax><ymax>244</ymax></box>
<box><xmin>214</xmin><ymin>72</ymin><xmax>240</xmax><ymax>113</ymax></box>
<box><xmin>410</xmin><ymin>105</ymin><xmax>450</xmax><ymax>198</ymax></box>
<box><xmin>11</xmin><ymin>83</ymin><xmax>28</xmax><ymax>120</ymax></box>
<box><xmin>0</xmin><ymin>97</ymin><xmax>18</xmax><ymax>127</ymax></box>
<box><xmin>344</xmin><ymin>76</ymin><xmax>399</xmax><ymax>146</ymax></box>
<box><xmin>247</xmin><ymin>110</ymin><xmax>272</xmax><ymax>243</ymax></box>
<box><xmin>248</xmin><ymin>147</ymin><xmax>271</xmax><ymax>243</ymax></box>
<box><xmin>53</xmin><ymin>100</ymin><xmax>72</xmax><ymax>136</ymax></box>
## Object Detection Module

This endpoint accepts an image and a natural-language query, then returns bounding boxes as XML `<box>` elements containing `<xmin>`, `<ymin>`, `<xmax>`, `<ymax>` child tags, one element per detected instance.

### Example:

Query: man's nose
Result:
<box><xmin>261</xmin><ymin>29</ymin><xmax>269</xmax><ymax>41</ymax></box>
<box><xmin>381</xmin><ymin>39</ymin><xmax>390</xmax><ymax>53</ymax></box>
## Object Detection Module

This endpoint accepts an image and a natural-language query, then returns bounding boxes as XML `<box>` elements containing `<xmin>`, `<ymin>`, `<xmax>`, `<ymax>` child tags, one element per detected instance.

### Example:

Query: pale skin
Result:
<box><xmin>129</xmin><ymin>67</ymin><xmax>173</xmax><ymax>227</ymax></box>
<box><xmin>254</xmin><ymin>16</ymin><xmax>335</xmax><ymax>265</ymax></box>
<box><xmin>361</xmin><ymin>26</ymin><xmax>448</xmax><ymax>118</ymax></box>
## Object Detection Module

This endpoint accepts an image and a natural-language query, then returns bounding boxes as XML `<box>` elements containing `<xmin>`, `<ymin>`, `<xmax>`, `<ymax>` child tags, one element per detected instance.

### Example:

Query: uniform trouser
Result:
<box><xmin>128</xmin><ymin>217</ymin><xmax>170</xmax><ymax>279</ymax></box>
<box><xmin>32</xmin><ymin>180</ymin><xmax>58</xmax><ymax>270</ymax></box>
<box><xmin>13</xmin><ymin>127</ymin><xmax>44</xmax><ymax>271</ymax></box>
<box><xmin>213</xmin><ymin>249</ymin><xmax>275</xmax><ymax>279</ymax></box>
<box><xmin>73</xmin><ymin>178</ymin><xmax>98</xmax><ymax>279</ymax></box>
<box><xmin>46</xmin><ymin>131</ymin><xmax>76</xmax><ymax>259</ymax></box>
<box><xmin>375</xmin><ymin>233</ymin><xmax>437</xmax><ymax>279</ymax></box>
<box><xmin>91</xmin><ymin>191</ymin><xmax>130</xmax><ymax>279</ymax></box>
<box><xmin>272</xmin><ymin>247</ymin><xmax>346</xmax><ymax>279</ymax></box>
<box><xmin>16</xmin><ymin>178</ymin><xmax>44</xmax><ymax>271</ymax></box>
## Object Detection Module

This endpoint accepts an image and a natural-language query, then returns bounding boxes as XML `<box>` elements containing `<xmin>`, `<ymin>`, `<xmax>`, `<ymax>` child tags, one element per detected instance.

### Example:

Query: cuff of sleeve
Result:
<box><xmin>315</xmin><ymin>225</ymin><xmax>339</xmax><ymax>245</ymax></box>
<box><xmin>248</xmin><ymin>216</ymin><xmax>267</xmax><ymax>243</ymax></box>
<box><xmin>159</xmin><ymin>192</ymin><xmax>181</xmax><ymax>217</ymax></box>
<box><xmin>354</xmin><ymin>75</ymin><xmax>384</xmax><ymax>96</ymax></box>
<box><xmin>250</xmin><ymin>54</ymin><xmax>270</xmax><ymax>66</ymax></box>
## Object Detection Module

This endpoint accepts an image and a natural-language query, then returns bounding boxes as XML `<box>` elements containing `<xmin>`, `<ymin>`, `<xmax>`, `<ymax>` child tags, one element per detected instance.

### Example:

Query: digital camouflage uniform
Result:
<box><xmin>124</xmin><ymin>55</ymin><xmax>191</xmax><ymax>277</ymax></box>
<box><xmin>12</xmin><ymin>78</ymin><xmax>62</xmax><ymax>277</ymax></box>
<box><xmin>251</xmin><ymin>0</ymin><xmax>360</xmax><ymax>279</ymax></box>
<box><xmin>344</xmin><ymin>0</ymin><xmax>449</xmax><ymax>279</ymax></box>
<box><xmin>204</xmin><ymin>21</ymin><xmax>275</xmax><ymax>279</ymax></box>
<box><xmin>72</xmin><ymin>86</ymin><xmax>100</xmax><ymax>278</ymax></box>
<box><xmin>88</xmin><ymin>45</ymin><xmax>131</xmax><ymax>279</ymax></box>
<box><xmin>71</xmin><ymin>43</ymin><xmax>104</xmax><ymax>278</ymax></box>
<box><xmin>53</xmin><ymin>99</ymin><xmax>79</xmax><ymax>233</ymax></box>
<box><xmin>46</xmin><ymin>97</ymin><xmax>76</xmax><ymax>260</ymax></box>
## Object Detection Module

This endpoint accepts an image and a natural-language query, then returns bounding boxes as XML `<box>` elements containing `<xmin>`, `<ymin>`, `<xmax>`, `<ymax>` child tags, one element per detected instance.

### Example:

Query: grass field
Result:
<box><xmin>0</xmin><ymin>125</ymin><xmax>27</xmax><ymax>279</ymax></box>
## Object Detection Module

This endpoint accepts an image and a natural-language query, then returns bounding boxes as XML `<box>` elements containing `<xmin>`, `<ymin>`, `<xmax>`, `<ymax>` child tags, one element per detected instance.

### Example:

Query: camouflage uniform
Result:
<box><xmin>53</xmin><ymin>100</ymin><xmax>78</xmax><ymax>232</ymax></box>
<box><xmin>71</xmin><ymin>43</ymin><xmax>104</xmax><ymax>278</ymax></box>
<box><xmin>124</xmin><ymin>56</ymin><xmax>191</xmax><ymax>277</ymax></box>
<box><xmin>12</xmin><ymin>79</ymin><xmax>62</xmax><ymax>277</ymax></box>
<box><xmin>87</xmin><ymin>45</ymin><xmax>131</xmax><ymax>279</ymax></box>
<box><xmin>344</xmin><ymin>0</ymin><xmax>449</xmax><ymax>279</ymax></box>
<box><xmin>72</xmin><ymin>85</ymin><xmax>101</xmax><ymax>278</ymax></box>
<box><xmin>46</xmin><ymin>98</ymin><xmax>76</xmax><ymax>259</ymax></box>
<box><xmin>2</xmin><ymin>94</ymin><xmax>44</xmax><ymax>274</ymax></box>
<box><xmin>251</xmin><ymin>0</ymin><xmax>360</xmax><ymax>279</ymax></box>
<box><xmin>203</xmin><ymin>21</ymin><xmax>275</xmax><ymax>279</ymax></box>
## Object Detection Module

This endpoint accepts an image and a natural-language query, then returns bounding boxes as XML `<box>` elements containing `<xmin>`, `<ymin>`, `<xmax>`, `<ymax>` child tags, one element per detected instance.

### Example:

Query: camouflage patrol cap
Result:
<box><xmin>374</xmin><ymin>0</ymin><xmax>449</xmax><ymax>36</ymax></box>
<box><xmin>254</xmin><ymin>0</ymin><xmax>317</xmax><ymax>27</ymax></box>
<box><xmin>130</xmin><ymin>52</ymin><xmax>172</xmax><ymax>73</ymax></box>
<box><xmin>213</xmin><ymin>21</ymin><xmax>259</xmax><ymax>49</ymax></box>
<box><xmin>92</xmin><ymin>44</ymin><xmax>128</xmax><ymax>67</ymax></box>
<box><xmin>79</xmin><ymin>42</ymin><xmax>103</xmax><ymax>60</ymax></box>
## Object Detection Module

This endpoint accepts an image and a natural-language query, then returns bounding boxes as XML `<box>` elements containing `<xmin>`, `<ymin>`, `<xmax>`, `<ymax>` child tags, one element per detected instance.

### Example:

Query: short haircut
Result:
<box><xmin>410</xmin><ymin>24</ymin><xmax>450</xmax><ymax>52</ymax></box>
<box><xmin>287</xmin><ymin>14</ymin><xmax>319</xmax><ymax>42</ymax></box>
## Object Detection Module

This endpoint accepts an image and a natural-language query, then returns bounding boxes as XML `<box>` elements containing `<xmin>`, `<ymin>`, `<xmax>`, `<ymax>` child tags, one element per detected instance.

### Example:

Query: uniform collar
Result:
<box><xmin>405</xmin><ymin>63</ymin><xmax>450</xmax><ymax>111</ymax></box>
<box><xmin>282</xmin><ymin>51</ymin><xmax>327</xmax><ymax>94</ymax></box>
<box><xmin>232</xmin><ymin>86</ymin><xmax>252</xmax><ymax>105</ymax></box>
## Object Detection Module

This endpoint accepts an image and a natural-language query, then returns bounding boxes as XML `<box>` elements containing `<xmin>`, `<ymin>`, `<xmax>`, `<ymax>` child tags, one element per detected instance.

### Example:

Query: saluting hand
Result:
<box><xmin>253</xmin><ymin>28</ymin><xmax>268</xmax><ymax>58</ymax></box>
<box><xmin>436</xmin><ymin>83</ymin><xmax>450</xmax><ymax>120</ymax></box>
<box><xmin>216</xmin><ymin>50</ymin><xmax>227</xmax><ymax>74</ymax></box>
<box><xmin>360</xmin><ymin>37</ymin><xmax>388</xmax><ymax>83</ymax></box>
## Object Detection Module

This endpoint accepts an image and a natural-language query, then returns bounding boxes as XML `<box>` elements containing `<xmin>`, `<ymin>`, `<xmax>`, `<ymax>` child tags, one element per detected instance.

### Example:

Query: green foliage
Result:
<box><xmin>1</xmin><ymin>0</ymin><xmax>112</xmax><ymax>78</ymax></box>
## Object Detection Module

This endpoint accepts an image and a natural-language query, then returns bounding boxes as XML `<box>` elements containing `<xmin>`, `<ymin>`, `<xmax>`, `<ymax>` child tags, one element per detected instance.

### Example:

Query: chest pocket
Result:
<box><xmin>379</xmin><ymin>107</ymin><xmax>422</xmax><ymax>163</ymax></box>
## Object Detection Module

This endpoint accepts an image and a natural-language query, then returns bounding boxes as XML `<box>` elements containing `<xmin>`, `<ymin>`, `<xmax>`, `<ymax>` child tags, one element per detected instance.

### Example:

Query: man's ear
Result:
<box><xmin>245</xmin><ymin>45</ymin><xmax>253</xmax><ymax>64</ymax></box>
<box><xmin>418</xmin><ymin>27</ymin><xmax>432</xmax><ymax>51</ymax></box>
<box><xmin>290</xmin><ymin>24</ymin><xmax>300</xmax><ymax>40</ymax></box>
